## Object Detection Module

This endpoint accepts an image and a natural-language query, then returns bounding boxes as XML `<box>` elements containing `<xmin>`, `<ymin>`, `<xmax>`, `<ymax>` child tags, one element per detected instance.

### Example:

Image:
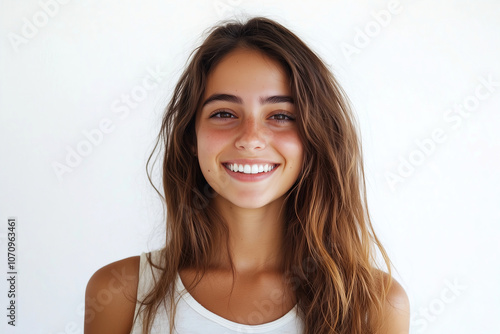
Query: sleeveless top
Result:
<box><xmin>130</xmin><ymin>249</ymin><xmax>304</xmax><ymax>334</ymax></box>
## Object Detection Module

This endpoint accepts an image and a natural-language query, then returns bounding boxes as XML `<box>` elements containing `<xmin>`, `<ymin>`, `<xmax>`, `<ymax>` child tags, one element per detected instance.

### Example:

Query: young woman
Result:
<box><xmin>84</xmin><ymin>17</ymin><xmax>410</xmax><ymax>334</ymax></box>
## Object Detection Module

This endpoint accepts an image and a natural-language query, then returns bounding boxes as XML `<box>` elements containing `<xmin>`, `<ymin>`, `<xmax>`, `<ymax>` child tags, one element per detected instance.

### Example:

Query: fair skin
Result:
<box><xmin>84</xmin><ymin>48</ymin><xmax>410</xmax><ymax>334</ymax></box>
<box><xmin>194</xmin><ymin>47</ymin><xmax>303</xmax><ymax>274</ymax></box>
<box><xmin>179</xmin><ymin>47</ymin><xmax>303</xmax><ymax>324</ymax></box>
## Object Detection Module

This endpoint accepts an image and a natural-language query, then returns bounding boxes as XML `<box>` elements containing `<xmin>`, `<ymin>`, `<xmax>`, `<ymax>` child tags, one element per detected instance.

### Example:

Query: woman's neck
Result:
<box><xmin>211</xmin><ymin>195</ymin><xmax>286</xmax><ymax>274</ymax></box>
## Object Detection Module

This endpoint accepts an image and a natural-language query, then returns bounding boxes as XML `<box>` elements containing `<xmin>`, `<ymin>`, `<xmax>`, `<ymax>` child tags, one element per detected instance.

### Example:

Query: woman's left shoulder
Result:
<box><xmin>374</xmin><ymin>270</ymin><xmax>411</xmax><ymax>334</ymax></box>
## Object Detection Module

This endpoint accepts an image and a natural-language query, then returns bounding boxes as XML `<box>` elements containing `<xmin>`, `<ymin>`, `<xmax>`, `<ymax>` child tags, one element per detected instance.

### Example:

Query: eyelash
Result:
<box><xmin>210</xmin><ymin>110</ymin><xmax>235</xmax><ymax>119</ymax></box>
<box><xmin>209</xmin><ymin>110</ymin><xmax>295</xmax><ymax>123</ymax></box>
<box><xmin>270</xmin><ymin>113</ymin><xmax>295</xmax><ymax>123</ymax></box>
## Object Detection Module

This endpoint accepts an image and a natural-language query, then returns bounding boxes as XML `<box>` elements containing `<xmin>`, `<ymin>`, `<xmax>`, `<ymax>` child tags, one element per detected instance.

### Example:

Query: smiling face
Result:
<box><xmin>195</xmin><ymin>48</ymin><xmax>304</xmax><ymax>210</ymax></box>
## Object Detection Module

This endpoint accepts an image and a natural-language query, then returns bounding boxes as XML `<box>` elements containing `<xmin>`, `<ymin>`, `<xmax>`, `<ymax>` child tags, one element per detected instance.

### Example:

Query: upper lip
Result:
<box><xmin>222</xmin><ymin>159</ymin><xmax>279</xmax><ymax>165</ymax></box>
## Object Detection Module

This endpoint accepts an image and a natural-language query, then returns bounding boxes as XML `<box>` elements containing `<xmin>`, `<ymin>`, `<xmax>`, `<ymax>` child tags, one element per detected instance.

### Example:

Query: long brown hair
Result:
<box><xmin>137</xmin><ymin>17</ymin><xmax>392</xmax><ymax>334</ymax></box>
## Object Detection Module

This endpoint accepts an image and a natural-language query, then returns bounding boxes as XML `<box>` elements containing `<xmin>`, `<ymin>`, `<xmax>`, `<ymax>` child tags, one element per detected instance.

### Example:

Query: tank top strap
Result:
<box><xmin>130</xmin><ymin>249</ymin><xmax>165</xmax><ymax>333</ymax></box>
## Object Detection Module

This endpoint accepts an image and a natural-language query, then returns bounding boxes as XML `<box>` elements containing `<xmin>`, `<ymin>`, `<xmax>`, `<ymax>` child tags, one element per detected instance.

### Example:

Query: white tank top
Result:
<box><xmin>130</xmin><ymin>249</ymin><xmax>304</xmax><ymax>334</ymax></box>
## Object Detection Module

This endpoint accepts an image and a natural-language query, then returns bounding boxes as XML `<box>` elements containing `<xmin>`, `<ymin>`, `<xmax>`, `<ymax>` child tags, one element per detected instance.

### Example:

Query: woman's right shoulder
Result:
<box><xmin>84</xmin><ymin>254</ymin><xmax>141</xmax><ymax>334</ymax></box>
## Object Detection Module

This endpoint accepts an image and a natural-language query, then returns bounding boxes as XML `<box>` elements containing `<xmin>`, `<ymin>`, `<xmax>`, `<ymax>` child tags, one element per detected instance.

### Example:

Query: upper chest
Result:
<box><xmin>178</xmin><ymin>268</ymin><xmax>297</xmax><ymax>325</ymax></box>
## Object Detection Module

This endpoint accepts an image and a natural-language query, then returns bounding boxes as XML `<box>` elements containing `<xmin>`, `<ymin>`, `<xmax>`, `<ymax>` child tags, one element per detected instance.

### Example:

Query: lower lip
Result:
<box><xmin>223</xmin><ymin>164</ymin><xmax>279</xmax><ymax>182</ymax></box>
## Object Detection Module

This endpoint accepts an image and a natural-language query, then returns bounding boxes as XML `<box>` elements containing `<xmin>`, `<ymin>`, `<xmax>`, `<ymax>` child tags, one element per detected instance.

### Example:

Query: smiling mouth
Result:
<box><xmin>223</xmin><ymin>163</ymin><xmax>279</xmax><ymax>174</ymax></box>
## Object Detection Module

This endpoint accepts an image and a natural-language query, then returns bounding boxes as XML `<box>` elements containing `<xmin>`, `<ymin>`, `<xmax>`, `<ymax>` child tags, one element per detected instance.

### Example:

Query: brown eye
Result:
<box><xmin>269</xmin><ymin>113</ymin><xmax>295</xmax><ymax>123</ymax></box>
<box><xmin>210</xmin><ymin>110</ymin><xmax>236</xmax><ymax>119</ymax></box>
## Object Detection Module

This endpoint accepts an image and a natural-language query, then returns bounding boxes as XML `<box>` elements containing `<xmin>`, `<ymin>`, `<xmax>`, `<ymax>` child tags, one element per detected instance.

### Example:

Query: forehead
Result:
<box><xmin>203</xmin><ymin>48</ymin><xmax>291</xmax><ymax>98</ymax></box>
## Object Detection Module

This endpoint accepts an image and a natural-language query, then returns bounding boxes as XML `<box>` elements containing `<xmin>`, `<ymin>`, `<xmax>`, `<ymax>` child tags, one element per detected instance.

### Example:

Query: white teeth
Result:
<box><xmin>226</xmin><ymin>163</ymin><xmax>276</xmax><ymax>174</ymax></box>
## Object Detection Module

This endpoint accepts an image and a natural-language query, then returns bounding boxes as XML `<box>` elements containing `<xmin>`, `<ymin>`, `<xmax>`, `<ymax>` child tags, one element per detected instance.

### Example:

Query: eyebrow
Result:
<box><xmin>201</xmin><ymin>93</ymin><xmax>294</xmax><ymax>107</ymax></box>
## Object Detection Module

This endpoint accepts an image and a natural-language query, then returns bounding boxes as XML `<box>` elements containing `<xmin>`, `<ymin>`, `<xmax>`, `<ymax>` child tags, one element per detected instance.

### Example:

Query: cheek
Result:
<box><xmin>196</xmin><ymin>128</ymin><xmax>229</xmax><ymax>167</ymax></box>
<box><xmin>277</xmin><ymin>132</ymin><xmax>304</xmax><ymax>165</ymax></box>
<box><xmin>196</xmin><ymin>128</ymin><xmax>234</xmax><ymax>190</ymax></box>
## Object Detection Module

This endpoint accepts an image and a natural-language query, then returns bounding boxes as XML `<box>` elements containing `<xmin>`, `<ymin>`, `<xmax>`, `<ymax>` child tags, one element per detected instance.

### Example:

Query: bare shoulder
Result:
<box><xmin>84</xmin><ymin>255</ymin><xmax>140</xmax><ymax>334</ymax></box>
<box><xmin>375</xmin><ymin>270</ymin><xmax>411</xmax><ymax>334</ymax></box>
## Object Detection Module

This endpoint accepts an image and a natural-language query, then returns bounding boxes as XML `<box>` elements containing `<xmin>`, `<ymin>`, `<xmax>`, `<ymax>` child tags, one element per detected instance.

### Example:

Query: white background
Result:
<box><xmin>1</xmin><ymin>0</ymin><xmax>499</xmax><ymax>333</ymax></box>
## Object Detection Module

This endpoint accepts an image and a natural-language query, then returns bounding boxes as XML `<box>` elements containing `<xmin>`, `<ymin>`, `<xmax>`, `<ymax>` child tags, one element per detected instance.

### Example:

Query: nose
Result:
<box><xmin>234</xmin><ymin>117</ymin><xmax>266</xmax><ymax>151</ymax></box>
